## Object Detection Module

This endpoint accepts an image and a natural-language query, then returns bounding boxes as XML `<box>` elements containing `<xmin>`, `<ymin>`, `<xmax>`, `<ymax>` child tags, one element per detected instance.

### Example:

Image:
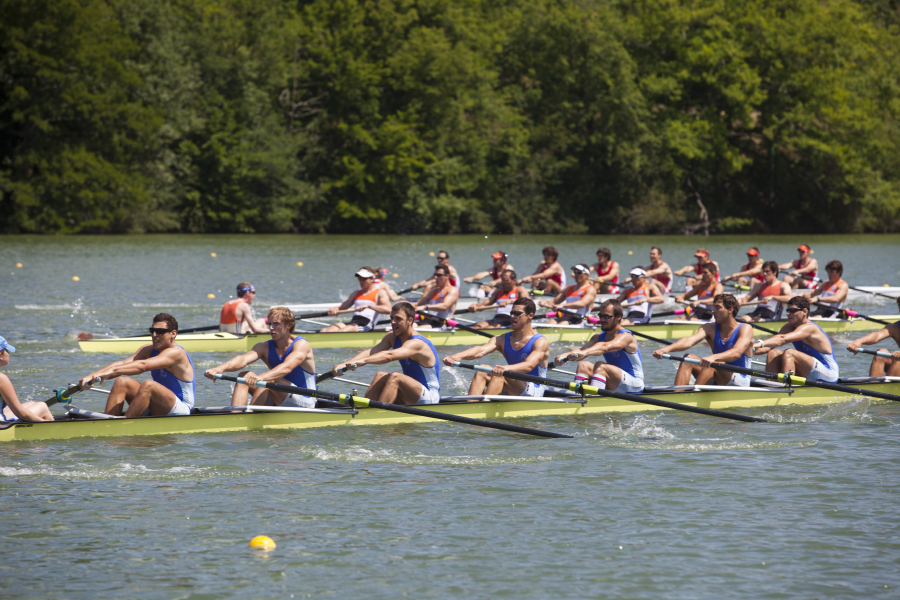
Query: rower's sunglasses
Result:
<box><xmin>437</xmin><ymin>255</ymin><xmax>448</xmax><ymax>260</ymax></box>
<box><xmin>596</xmin><ymin>314</ymin><xmax>616</xmax><ymax>320</ymax></box>
<box><xmin>785</xmin><ymin>307</ymin><xmax>804</xmax><ymax>314</ymax></box>
<box><xmin>510</xmin><ymin>310</ymin><xmax>525</xmax><ymax>317</ymax></box>
<box><xmin>500</xmin><ymin>278</ymin><xmax>512</xmax><ymax>283</ymax></box>
<box><xmin>149</xmin><ymin>327</ymin><xmax>172</xmax><ymax>335</ymax></box>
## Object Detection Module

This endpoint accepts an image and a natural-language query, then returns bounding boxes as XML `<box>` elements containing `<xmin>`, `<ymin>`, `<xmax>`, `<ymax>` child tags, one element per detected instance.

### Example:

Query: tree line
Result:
<box><xmin>2</xmin><ymin>0</ymin><xmax>899</xmax><ymax>235</ymax></box>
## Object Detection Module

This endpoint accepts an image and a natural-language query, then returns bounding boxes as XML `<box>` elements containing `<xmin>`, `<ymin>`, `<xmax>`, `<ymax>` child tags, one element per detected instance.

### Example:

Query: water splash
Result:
<box><xmin>301</xmin><ymin>445</ymin><xmax>567</xmax><ymax>466</ymax></box>
<box><xmin>0</xmin><ymin>462</ymin><xmax>209</xmax><ymax>480</ymax></box>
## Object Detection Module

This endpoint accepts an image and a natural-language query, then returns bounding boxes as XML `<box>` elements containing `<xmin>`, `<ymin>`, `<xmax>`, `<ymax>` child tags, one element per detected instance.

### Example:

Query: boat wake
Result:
<box><xmin>761</xmin><ymin>396</ymin><xmax>895</xmax><ymax>424</ymax></box>
<box><xmin>15</xmin><ymin>304</ymin><xmax>78</xmax><ymax>310</ymax></box>
<box><xmin>0</xmin><ymin>462</ymin><xmax>208</xmax><ymax>480</ymax></box>
<box><xmin>300</xmin><ymin>445</ymin><xmax>566</xmax><ymax>466</ymax></box>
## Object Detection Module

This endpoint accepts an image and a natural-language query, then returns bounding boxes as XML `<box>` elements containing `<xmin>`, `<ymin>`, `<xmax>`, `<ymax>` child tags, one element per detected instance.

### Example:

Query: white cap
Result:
<box><xmin>629</xmin><ymin>267</ymin><xmax>647</xmax><ymax>277</ymax></box>
<box><xmin>571</xmin><ymin>264</ymin><xmax>590</xmax><ymax>275</ymax></box>
<box><xmin>355</xmin><ymin>268</ymin><xmax>376</xmax><ymax>278</ymax></box>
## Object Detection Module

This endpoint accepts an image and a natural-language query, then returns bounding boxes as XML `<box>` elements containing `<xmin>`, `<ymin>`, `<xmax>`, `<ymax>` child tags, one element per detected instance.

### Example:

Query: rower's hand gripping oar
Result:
<box><xmin>851</xmin><ymin>348</ymin><xmax>900</xmax><ymax>360</ymax></box>
<box><xmin>453</xmin><ymin>362</ymin><xmax>767</xmax><ymax>423</ymax></box>
<box><xmin>44</xmin><ymin>376</ymin><xmax>102</xmax><ymax>408</ymax></box>
<box><xmin>316</xmin><ymin>363</ymin><xmax>357</xmax><ymax>384</ymax></box>
<box><xmin>214</xmin><ymin>375</ymin><xmax>572</xmax><ymax>438</ymax></box>
<box><xmin>415</xmin><ymin>312</ymin><xmax>495</xmax><ymax>339</ymax></box>
<box><xmin>658</xmin><ymin>354</ymin><xmax>900</xmax><ymax>403</ymax></box>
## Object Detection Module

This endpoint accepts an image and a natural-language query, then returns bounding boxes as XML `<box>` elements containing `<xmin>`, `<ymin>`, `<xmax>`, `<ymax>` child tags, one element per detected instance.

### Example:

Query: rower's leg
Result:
<box><xmin>592</xmin><ymin>363</ymin><xmax>623</xmax><ymax>391</ymax></box>
<box><xmin>886</xmin><ymin>354</ymin><xmax>900</xmax><ymax>377</ymax></box>
<box><xmin>377</xmin><ymin>372</ymin><xmax>424</xmax><ymax>405</ymax></box>
<box><xmin>500</xmin><ymin>377</ymin><xmax>527</xmax><ymax>395</ymax></box>
<box><xmin>780</xmin><ymin>348</ymin><xmax>817</xmax><ymax>377</ymax></box>
<box><xmin>473</xmin><ymin>320</ymin><xmax>490</xmax><ymax>329</ymax></box>
<box><xmin>127</xmin><ymin>381</ymin><xmax>180</xmax><ymax>417</ymax></box>
<box><xmin>674</xmin><ymin>354</ymin><xmax>702</xmax><ymax>386</ymax></box>
<box><xmin>21</xmin><ymin>401</ymin><xmax>54</xmax><ymax>421</ymax></box>
<box><xmin>737</xmin><ymin>276</ymin><xmax>749</xmax><ymax>286</ymax></box>
<box><xmin>485</xmin><ymin>374</ymin><xmax>506</xmax><ymax>395</ymax></box>
<box><xmin>545</xmin><ymin>281</ymin><xmax>561</xmax><ymax>295</ymax></box>
<box><xmin>365</xmin><ymin>372</ymin><xmax>389</xmax><ymax>401</ymax></box>
<box><xmin>105</xmin><ymin>377</ymin><xmax>140</xmax><ymax>416</ymax></box>
<box><xmin>467</xmin><ymin>371</ymin><xmax>489</xmax><ymax>395</ymax></box>
<box><xmin>230</xmin><ymin>370</ymin><xmax>263</xmax><ymax>406</ymax></box>
<box><xmin>869</xmin><ymin>349</ymin><xmax>897</xmax><ymax>377</ymax></box>
<box><xmin>765</xmin><ymin>349</ymin><xmax>784</xmax><ymax>372</ymax></box>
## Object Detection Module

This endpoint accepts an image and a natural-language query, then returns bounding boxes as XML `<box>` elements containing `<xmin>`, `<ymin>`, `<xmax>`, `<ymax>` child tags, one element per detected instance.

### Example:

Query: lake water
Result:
<box><xmin>2</xmin><ymin>234</ymin><xmax>899</xmax><ymax>598</ymax></box>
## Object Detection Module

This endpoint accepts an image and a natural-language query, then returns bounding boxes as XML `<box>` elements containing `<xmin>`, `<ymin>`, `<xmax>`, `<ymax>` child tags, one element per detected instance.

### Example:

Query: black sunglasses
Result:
<box><xmin>596</xmin><ymin>313</ymin><xmax>616</xmax><ymax>320</ymax></box>
<box><xmin>510</xmin><ymin>310</ymin><xmax>525</xmax><ymax>317</ymax></box>
<box><xmin>500</xmin><ymin>278</ymin><xmax>512</xmax><ymax>283</ymax></box>
<box><xmin>785</xmin><ymin>307</ymin><xmax>804</xmax><ymax>314</ymax></box>
<box><xmin>149</xmin><ymin>327</ymin><xmax>172</xmax><ymax>335</ymax></box>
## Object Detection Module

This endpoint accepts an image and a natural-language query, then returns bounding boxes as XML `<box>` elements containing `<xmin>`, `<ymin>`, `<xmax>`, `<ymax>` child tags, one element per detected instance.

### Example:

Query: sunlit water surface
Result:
<box><xmin>1</xmin><ymin>234</ymin><xmax>899</xmax><ymax>598</ymax></box>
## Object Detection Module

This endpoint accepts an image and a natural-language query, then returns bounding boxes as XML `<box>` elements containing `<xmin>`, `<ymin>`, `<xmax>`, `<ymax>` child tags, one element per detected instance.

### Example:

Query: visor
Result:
<box><xmin>0</xmin><ymin>336</ymin><xmax>15</xmax><ymax>353</ymax></box>
<box><xmin>693</xmin><ymin>251</ymin><xmax>708</xmax><ymax>258</ymax></box>
<box><xmin>630</xmin><ymin>268</ymin><xmax>647</xmax><ymax>277</ymax></box>
<box><xmin>797</xmin><ymin>244</ymin><xmax>811</xmax><ymax>252</ymax></box>
<box><xmin>237</xmin><ymin>285</ymin><xmax>255</xmax><ymax>293</ymax></box>
<box><xmin>571</xmin><ymin>264</ymin><xmax>591</xmax><ymax>275</ymax></box>
<box><xmin>491</xmin><ymin>252</ymin><xmax>507</xmax><ymax>260</ymax></box>
<box><xmin>355</xmin><ymin>269</ymin><xmax>376</xmax><ymax>278</ymax></box>
<box><xmin>746</xmin><ymin>248</ymin><xmax>759</xmax><ymax>256</ymax></box>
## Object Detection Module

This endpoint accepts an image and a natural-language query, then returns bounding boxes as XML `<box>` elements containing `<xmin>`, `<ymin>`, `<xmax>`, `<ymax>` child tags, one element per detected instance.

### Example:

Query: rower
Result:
<box><xmin>801</xmin><ymin>260</ymin><xmax>849</xmax><ymax>318</ymax></box>
<box><xmin>780</xmin><ymin>244</ymin><xmax>819</xmax><ymax>289</ymax></box>
<box><xmin>590</xmin><ymin>247</ymin><xmax>620</xmax><ymax>294</ymax></box>
<box><xmin>673</xmin><ymin>263</ymin><xmax>723</xmax><ymax>321</ymax></box>
<box><xmin>674</xmin><ymin>248</ymin><xmax>720</xmax><ymax>289</ymax></box>
<box><xmin>847</xmin><ymin>298</ymin><xmax>900</xmax><ymax>377</ymax></box>
<box><xmin>321</xmin><ymin>267</ymin><xmax>392</xmax><ymax>333</ymax></box>
<box><xmin>414</xmin><ymin>265</ymin><xmax>460</xmax><ymax>329</ymax></box>
<box><xmin>616</xmin><ymin>268</ymin><xmax>665</xmax><ymax>325</ymax></box>
<box><xmin>203</xmin><ymin>307</ymin><xmax>317</xmax><ymax>407</ymax></box>
<box><xmin>464</xmin><ymin>251</ymin><xmax>513</xmax><ymax>295</ymax></box>
<box><xmin>333</xmin><ymin>302</ymin><xmax>440</xmax><ymax>405</ymax></box>
<box><xmin>219</xmin><ymin>282</ymin><xmax>268</xmax><ymax>334</ymax></box>
<box><xmin>409</xmin><ymin>251</ymin><xmax>461</xmax><ymax>295</ymax></box>
<box><xmin>652</xmin><ymin>294</ymin><xmax>754</xmax><ymax>386</ymax></box>
<box><xmin>467</xmin><ymin>269</ymin><xmax>530</xmax><ymax>329</ymax></box>
<box><xmin>520</xmin><ymin>246</ymin><xmax>567</xmax><ymax>295</ymax></box>
<box><xmin>539</xmin><ymin>264</ymin><xmax>596</xmax><ymax>325</ymax></box>
<box><xmin>724</xmin><ymin>248</ymin><xmax>764</xmax><ymax>286</ymax></box>
<box><xmin>443</xmin><ymin>298</ymin><xmax>549</xmax><ymax>399</ymax></box>
<box><xmin>80</xmin><ymin>313</ymin><xmax>196</xmax><ymax>417</ymax></box>
<box><xmin>738</xmin><ymin>261</ymin><xmax>792</xmax><ymax>322</ymax></box>
<box><xmin>751</xmin><ymin>296</ymin><xmax>839</xmax><ymax>383</ymax></box>
<box><xmin>0</xmin><ymin>336</ymin><xmax>54</xmax><ymax>422</ymax></box>
<box><xmin>558</xmin><ymin>299</ymin><xmax>644</xmax><ymax>393</ymax></box>
<box><xmin>374</xmin><ymin>267</ymin><xmax>404</xmax><ymax>302</ymax></box>
<box><xmin>643</xmin><ymin>246</ymin><xmax>673</xmax><ymax>296</ymax></box>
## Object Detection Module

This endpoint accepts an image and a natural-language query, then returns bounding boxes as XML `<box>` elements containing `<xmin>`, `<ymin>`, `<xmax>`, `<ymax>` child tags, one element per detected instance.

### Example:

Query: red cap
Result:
<box><xmin>798</xmin><ymin>244</ymin><xmax>811</xmax><ymax>252</ymax></box>
<box><xmin>693</xmin><ymin>250</ymin><xmax>709</xmax><ymax>258</ymax></box>
<box><xmin>746</xmin><ymin>248</ymin><xmax>759</xmax><ymax>256</ymax></box>
<box><xmin>491</xmin><ymin>252</ymin><xmax>507</xmax><ymax>260</ymax></box>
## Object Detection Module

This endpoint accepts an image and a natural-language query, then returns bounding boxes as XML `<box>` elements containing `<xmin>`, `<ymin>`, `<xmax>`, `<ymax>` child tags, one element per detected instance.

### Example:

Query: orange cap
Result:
<box><xmin>746</xmin><ymin>248</ymin><xmax>759</xmax><ymax>256</ymax></box>
<box><xmin>693</xmin><ymin>250</ymin><xmax>708</xmax><ymax>258</ymax></box>
<box><xmin>798</xmin><ymin>244</ymin><xmax>811</xmax><ymax>252</ymax></box>
<box><xmin>491</xmin><ymin>252</ymin><xmax>507</xmax><ymax>260</ymax></box>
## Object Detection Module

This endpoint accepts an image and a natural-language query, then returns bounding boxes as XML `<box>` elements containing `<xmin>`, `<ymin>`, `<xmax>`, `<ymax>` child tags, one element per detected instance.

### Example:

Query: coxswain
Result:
<box><xmin>674</xmin><ymin>248</ymin><xmax>720</xmax><ymax>289</ymax></box>
<box><xmin>724</xmin><ymin>248</ymin><xmax>764</xmax><ymax>287</ymax></box>
<box><xmin>204</xmin><ymin>307</ymin><xmax>317</xmax><ymax>407</ymax></box>
<box><xmin>520</xmin><ymin>246</ymin><xmax>567</xmax><ymax>295</ymax></box>
<box><xmin>643</xmin><ymin>246</ymin><xmax>673</xmax><ymax>296</ymax></box>
<box><xmin>219</xmin><ymin>282</ymin><xmax>268</xmax><ymax>334</ymax></box>
<box><xmin>80</xmin><ymin>313</ymin><xmax>196</xmax><ymax>416</ymax></box>
<box><xmin>801</xmin><ymin>260</ymin><xmax>849</xmax><ymax>318</ymax></box>
<box><xmin>414</xmin><ymin>265</ymin><xmax>460</xmax><ymax>329</ymax></box>
<box><xmin>751</xmin><ymin>296</ymin><xmax>839</xmax><ymax>383</ymax></box>
<box><xmin>738</xmin><ymin>261</ymin><xmax>792</xmax><ymax>322</ymax></box>
<box><xmin>616</xmin><ymin>268</ymin><xmax>666</xmax><ymax>325</ymax></box>
<box><xmin>847</xmin><ymin>298</ymin><xmax>900</xmax><ymax>377</ymax></box>
<box><xmin>673</xmin><ymin>263</ymin><xmax>723</xmax><ymax>320</ymax></box>
<box><xmin>333</xmin><ymin>302</ymin><xmax>440</xmax><ymax>405</ymax></box>
<box><xmin>467</xmin><ymin>270</ymin><xmax>530</xmax><ymax>329</ymax></box>
<box><xmin>443</xmin><ymin>298</ymin><xmax>549</xmax><ymax>399</ymax></box>
<box><xmin>0</xmin><ymin>336</ymin><xmax>54</xmax><ymax>422</ymax></box>
<box><xmin>464</xmin><ymin>251</ymin><xmax>513</xmax><ymax>295</ymax></box>
<box><xmin>652</xmin><ymin>294</ymin><xmax>754</xmax><ymax>386</ymax></box>
<box><xmin>321</xmin><ymin>267</ymin><xmax>392</xmax><ymax>333</ymax></box>
<box><xmin>780</xmin><ymin>244</ymin><xmax>819</xmax><ymax>289</ymax></box>
<box><xmin>558</xmin><ymin>299</ymin><xmax>645</xmax><ymax>393</ymax></box>
<box><xmin>539</xmin><ymin>264</ymin><xmax>597</xmax><ymax>325</ymax></box>
<box><xmin>590</xmin><ymin>247</ymin><xmax>620</xmax><ymax>293</ymax></box>
<box><xmin>373</xmin><ymin>267</ymin><xmax>404</xmax><ymax>302</ymax></box>
<box><xmin>409</xmin><ymin>251</ymin><xmax>461</xmax><ymax>294</ymax></box>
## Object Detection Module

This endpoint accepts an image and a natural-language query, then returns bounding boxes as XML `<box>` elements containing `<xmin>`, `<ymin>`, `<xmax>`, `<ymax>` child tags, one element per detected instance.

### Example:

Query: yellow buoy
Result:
<box><xmin>392</xmin><ymin>273</ymin><xmax>399</xmax><ymax>278</ymax></box>
<box><xmin>207</xmin><ymin>293</ymin><xmax>215</xmax><ymax>299</ymax></box>
<box><xmin>210</xmin><ymin>252</ymin><xmax>217</xmax><ymax>257</ymax></box>
<box><xmin>885</xmin><ymin>284</ymin><xmax>891</xmax><ymax>288</ymax></box>
<box><xmin>72</xmin><ymin>276</ymin><xmax>80</xmax><ymax>281</ymax></box>
<box><xmin>809</xmin><ymin>249</ymin><xmax>814</xmax><ymax>254</ymax></box>
<box><xmin>249</xmin><ymin>536</ymin><xmax>276</xmax><ymax>550</ymax></box>
<box><xmin>429</xmin><ymin>252</ymin><xmax>435</xmax><ymax>257</ymax></box>
<box><xmin>15</xmin><ymin>263</ymin><xmax>22</xmax><ymax>268</ymax></box>
<box><xmin>627</xmin><ymin>251</ymin><xmax>633</xmax><ymax>255</ymax></box>
<box><xmin>296</xmin><ymin>261</ymin><xmax>303</xmax><ymax>267</ymax></box>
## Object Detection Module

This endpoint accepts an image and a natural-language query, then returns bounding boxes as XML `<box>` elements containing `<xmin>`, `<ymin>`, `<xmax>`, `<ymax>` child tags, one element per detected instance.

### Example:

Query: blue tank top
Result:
<box><xmin>714</xmin><ymin>323</ymin><xmax>751</xmax><ymax>370</ymax></box>
<box><xmin>393</xmin><ymin>334</ymin><xmax>440</xmax><ymax>392</ymax></box>
<box><xmin>266</xmin><ymin>337</ymin><xmax>316</xmax><ymax>392</ymax></box>
<box><xmin>0</xmin><ymin>391</ymin><xmax>13</xmax><ymax>422</ymax></box>
<box><xmin>501</xmin><ymin>332</ymin><xmax>547</xmax><ymax>379</ymax></box>
<box><xmin>791</xmin><ymin>322</ymin><xmax>839</xmax><ymax>372</ymax></box>
<box><xmin>150</xmin><ymin>345</ymin><xmax>196</xmax><ymax>408</ymax></box>
<box><xmin>597</xmin><ymin>329</ymin><xmax>643</xmax><ymax>381</ymax></box>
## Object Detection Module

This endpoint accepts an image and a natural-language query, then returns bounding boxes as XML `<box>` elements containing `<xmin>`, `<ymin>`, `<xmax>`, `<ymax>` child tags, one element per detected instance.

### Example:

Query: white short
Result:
<box><xmin>521</xmin><ymin>382</ymin><xmax>546</xmax><ymax>398</ymax></box>
<box><xmin>618</xmin><ymin>372</ymin><xmax>644</xmax><ymax>394</ymax></box>
<box><xmin>416</xmin><ymin>385</ymin><xmax>441</xmax><ymax>405</ymax></box>
<box><xmin>806</xmin><ymin>358</ymin><xmax>839</xmax><ymax>383</ymax></box>
<box><xmin>281</xmin><ymin>394</ymin><xmax>316</xmax><ymax>409</ymax></box>
<box><xmin>167</xmin><ymin>400</ymin><xmax>192</xmax><ymax>416</ymax></box>
<box><xmin>726</xmin><ymin>372</ymin><xmax>751</xmax><ymax>387</ymax></box>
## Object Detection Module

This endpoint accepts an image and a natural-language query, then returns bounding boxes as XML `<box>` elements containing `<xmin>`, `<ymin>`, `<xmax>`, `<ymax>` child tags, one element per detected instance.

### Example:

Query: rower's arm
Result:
<box><xmin>653</xmin><ymin>327</ymin><xmax>708</xmax><ymax>359</ymax></box>
<box><xmin>411</xmin><ymin>276</ymin><xmax>435</xmax><ymax>289</ymax></box>
<box><xmin>258</xmin><ymin>339</ymin><xmax>312</xmax><ymax>381</ymax></box>
<box><xmin>464</xmin><ymin>270</ymin><xmax>492</xmax><ymax>283</ymax></box>
<box><xmin>82</xmin><ymin>347</ymin><xmax>150</xmax><ymax>386</ymax></box>
<box><xmin>99</xmin><ymin>346</ymin><xmax>181</xmax><ymax>380</ymax></box>
<box><xmin>727</xmin><ymin>264</ymin><xmax>762</xmax><ymax>281</ymax></box>
<box><xmin>371</xmin><ymin>290</ymin><xmax>393</xmax><ymax>314</ymax></box>
<box><xmin>425</xmin><ymin>288</ymin><xmax>460</xmax><ymax>312</ymax></box>
<box><xmin>204</xmin><ymin>346</ymin><xmax>263</xmax><ymax>379</ymax></box>
<box><xmin>0</xmin><ymin>374</ymin><xmax>49</xmax><ymax>422</ymax></box>
<box><xmin>647</xmin><ymin>286</ymin><xmax>665</xmax><ymax>304</ymax></box>
<box><xmin>444</xmin><ymin>337</ymin><xmax>500</xmax><ymax>365</ymax></box>
<box><xmin>237</xmin><ymin>304</ymin><xmax>267</xmax><ymax>333</ymax></box>
<box><xmin>793</xmin><ymin>260</ymin><xmax>818</xmax><ymax>275</ymax></box>
<box><xmin>593</xmin><ymin>263</ymin><xmax>619</xmax><ymax>283</ymax></box>
<box><xmin>740</xmin><ymin>283</ymin><xmax>762</xmax><ymax>304</ymax></box>
<box><xmin>777</xmin><ymin>261</ymin><xmax>794</xmax><ymax>271</ymax></box>
<box><xmin>336</xmin><ymin>335</ymin><xmax>393</xmax><ymax>372</ymax></box>
<box><xmin>356</xmin><ymin>338</ymin><xmax>425</xmax><ymax>366</ymax></box>
<box><xmin>767</xmin><ymin>284</ymin><xmax>796</xmax><ymax>304</ymax></box>
<box><xmin>673</xmin><ymin>265</ymin><xmax>693</xmax><ymax>276</ymax></box>
<box><xmin>503</xmin><ymin>336</ymin><xmax>550</xmax><ymax>374</ymax></box>
<box><xmin>644</xmin><ymin>264</ymin><xmax>665</xmax><ymax>277</ymax></box>
<box><xmin>676</xmin><ymin>287</ymin><xmax>699</xmax><ymax>303</ymax></box>
<box><xmin>847</xmin><ymin>326</ymin><xmax>894</xmax><ymax>352</ymax></box>
<box><xmin>754</xmin><ymin>324</ymin><xmax>808</xmax><ymax>351</ymax></box>
<box><xmin>825</xmin><ymin>282</ymin><xmax>850</xmax><ymax>304</ymax></box>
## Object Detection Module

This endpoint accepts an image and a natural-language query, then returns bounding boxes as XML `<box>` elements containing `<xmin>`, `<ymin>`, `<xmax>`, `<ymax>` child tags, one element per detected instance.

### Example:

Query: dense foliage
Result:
<box><xmin>2</xmin><ymin>0</ymin><xmax>899</xmax><ymax>234</ymax></box>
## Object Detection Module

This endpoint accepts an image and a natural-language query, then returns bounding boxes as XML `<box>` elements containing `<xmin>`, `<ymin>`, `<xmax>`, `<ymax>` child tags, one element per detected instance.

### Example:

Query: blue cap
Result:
<box><xmin>0</xmin><ymin>336</ymin><xmax>16</xmax><ymax>353</ymax></box>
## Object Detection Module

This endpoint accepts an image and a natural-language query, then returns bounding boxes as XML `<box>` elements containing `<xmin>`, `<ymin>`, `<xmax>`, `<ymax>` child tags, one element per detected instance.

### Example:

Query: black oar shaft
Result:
<box><xmin>44</xmin><ymin>377</ymin><xmax>101</xmax><ymax>407</ymax></box>
<box><xmin>747</xmin><ymin>322</ymin><xmax>779</xmax><ymax>335</ymax></box>
<box><xmin>453</xmin><ymin>363</ymin><xmax>766</xmax><ymax>423</ymax></box>
<box><xmin>215</xmin><ymin>374</ymin><xmax>348</xmax><ymax>409</ymax></box>
<box><xmin>316</xmin><ymin>363</ymin><xmax>356</xmax><ymax>384</ymax></box>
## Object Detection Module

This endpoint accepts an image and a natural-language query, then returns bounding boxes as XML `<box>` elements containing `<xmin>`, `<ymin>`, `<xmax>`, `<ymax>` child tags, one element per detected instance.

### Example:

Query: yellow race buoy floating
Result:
<box><xmin>392</xmin><ymin>273</ymin><xmax>399</xmax><ymax>278</ymax></box>
<box><xmin>15</xmin><ymin>263</ymin><xmax>22</xmax><ymax>268</ymax></box>
<box><xmin>72</xmin><ymin>276</ymin><xmax>80</xmax><ymax>281</ymax></box>
<box><xmin>249</xmin><ymin>536</ymin><xmax>276</xmax><ymax>550</ymax></box>
<box><xmin>627</xmin><ymin>251</ymin><xmax>633</xmax><ymax>255</ymax></box>
<box><xmin>429</xmin><ymin>252</ymin><xmax>435</xmax><ymax>257</ymax></box>
<box><xmin>207</xmin><ymin>293</ymin><xmax>215</xmax><ymax>299</ymax></box>
<box><xmin>296</xmin><ymin>261</ymin><xmax>303</xmax><ymax>267</ymax></box>
<box><xmin>884</xmin><ymin>284</ymin><xmax>891</xmax><ymax>288</ymax></box>
<box><xmin>210</xmin><ymin>252</ymin><xmax>217</xmax><ymax>257</ymax></box>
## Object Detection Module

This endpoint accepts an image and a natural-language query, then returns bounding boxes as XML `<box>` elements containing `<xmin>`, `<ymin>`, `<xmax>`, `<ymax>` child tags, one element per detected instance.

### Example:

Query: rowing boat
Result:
<box><xmin>2</xmin><ymin>378</ymin><xmax>897</xmax><ymax>442</ymax></box>
<box><xmin>77</xmin><ymin>314</ymin><xmax>899</xmax><ymax>353</ymax></box>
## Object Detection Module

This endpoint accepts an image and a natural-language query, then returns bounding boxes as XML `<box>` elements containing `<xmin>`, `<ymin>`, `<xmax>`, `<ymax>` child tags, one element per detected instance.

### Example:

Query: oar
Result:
<box><xmin>415</xmin><ymin>313</ymin><xmax>495</xmax><ymax>338</ymax></box>
<box><xmin>659</xmin><ymin>354</ymin><xmax>900</xmax><ymax>403</ymax></box>
<box><xmin>797</xmin><ymin>274</ymin><xmax>898</xmax><ymax>301</ymax></box>
<box><xmin>723</xmin><ymin>282</ymin><xmax>752</xmax><ymax>292</ymax></box>
<box><xmin>395</xmin><ymin>287</ymin><xmax>415</xmax><ymax>295</ymax></box>
<box><xmin>122</xmin><ymin>324</ymin><xmax>222</xmax><ymax>338</ymax></box>
<box><xmin>745</xmin><ymin>322</ymin><xmax>779</xmax><ymax>335</ymax></box>
<box><xmin>814</xmin><ymin>304</ymin><xmax>893</xmax><ymax>326</ymax></box>
<box><xmin>315</xmin><ymin>363</ymin><xmax>357</xmax><ymax>384</ymax></box>
<box><xmin>852</xmin><ymin>348</ymin><xmax>898</xmax><ymax>360</ymax></box>
<box><xmin>452</xmin><ymin>362</ymin><xmax>767</xmax><ymax>423</ymax></box>
<box><xmin>214</xmin><ymin>374</ymin><xmax>571</xmax><ymax>438</ymax></box>
<box><xmin>589</xmin><ymin>327</ymin><xmax>770</xmax><ymax>366</ymax></box>
<box><xmin>44</xmin><ymin>377</ymin><xmax>102</xmax><ymax>408</ymax></box>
